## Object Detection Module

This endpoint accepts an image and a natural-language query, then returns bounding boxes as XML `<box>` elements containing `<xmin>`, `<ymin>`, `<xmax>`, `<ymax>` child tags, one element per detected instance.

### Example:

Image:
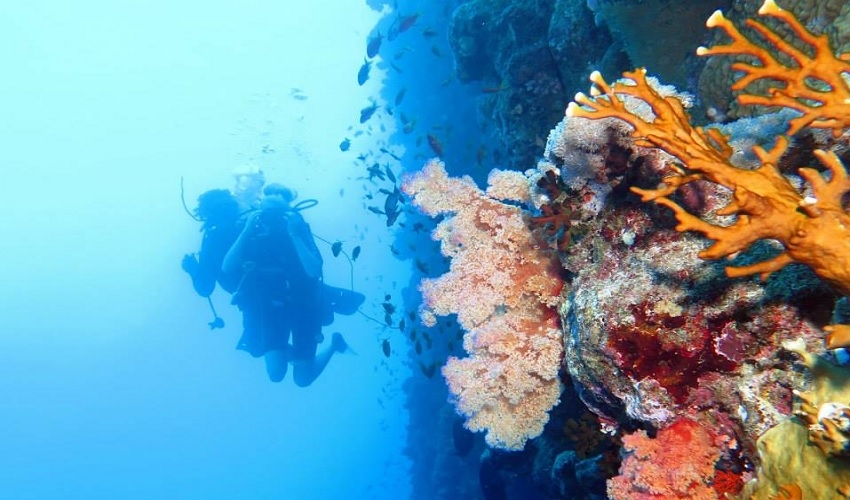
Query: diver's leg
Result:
<box><xmin>263</xmin><ymin>299</ymin><xmax>292</xmax><ymax>383</ymax></box>
<box><xmin>264</xmin><ymin>350</ymin><xmax>289</xmax><ymax>382</ymax></box>
<box><xmin>292</xmin><ymin>323</ymin><xmax>347</xmax><ymax>387</ymax></box>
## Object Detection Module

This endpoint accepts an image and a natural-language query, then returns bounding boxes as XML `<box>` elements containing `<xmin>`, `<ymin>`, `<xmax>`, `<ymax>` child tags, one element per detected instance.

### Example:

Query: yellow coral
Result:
<box><xmin>567</xmin><ymin>0</ymin><xmax>850</xmax><ymax>347</ymax></box>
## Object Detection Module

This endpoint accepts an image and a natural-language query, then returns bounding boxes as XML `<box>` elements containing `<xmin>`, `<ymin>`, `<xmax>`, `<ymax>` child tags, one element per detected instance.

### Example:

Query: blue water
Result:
<box><xmin>0</xmin><ymin>2</ymin><xmax>412</xmax><ymax>498</ymax></box>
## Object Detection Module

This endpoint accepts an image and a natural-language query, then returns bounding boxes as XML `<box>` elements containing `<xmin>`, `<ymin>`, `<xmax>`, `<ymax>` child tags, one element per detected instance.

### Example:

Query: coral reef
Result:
<box><xmin>448</xmin><ymin>0</ymin><xmax>613</xmax><ymax>169</ymax></box>
<box><xmin>607</xmin><ymin>418</ymin><xmax>729</xmax><ymax>499</ymax></box>
<box><xmin>401</xmin><ymin>159</ymin><xmax>564</xmax><ymax>450</ymax></box>
<box><xmin>586</xmin><ymin>0</ymin><xmax>728</xmax><ymax>87</ymax></box>
<box><xmin>568</xmin><ymin>0</ymin><xmax>850</xmax><ymax>346</ymax></box>
<box><xmin>698</xmin><ymin>0</ymin><xmax>850</xmax><ymax>121</ymax></box>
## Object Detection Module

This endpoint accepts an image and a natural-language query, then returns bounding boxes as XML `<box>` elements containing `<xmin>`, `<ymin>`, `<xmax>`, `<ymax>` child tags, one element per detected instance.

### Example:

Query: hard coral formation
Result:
<box><xmin>568</xmin><ymin>0</ymin><xmax>850</xmax><ymax>347</ymax></box>
<box><xmin>586</xmin><ymin>0</ymin><xmax>729</xmax><ymax>87</ymax></box>
<box><xmin>448</xmin><ymin>0</ymin><xmax>611</xmax><ymax>169</ymax></box>
<box><xmin>736</xmin><ymin>340</ymin><xmax>850</xmax><ymax>499</ymax></box>
<box><xmin>401</xmin><ymin>159</ymin><xmax>564</xmax><ymax>450</ymax></box>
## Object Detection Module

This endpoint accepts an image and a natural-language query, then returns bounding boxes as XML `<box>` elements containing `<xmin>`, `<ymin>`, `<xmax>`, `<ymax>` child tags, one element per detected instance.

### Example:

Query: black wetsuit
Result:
<box><xmin>232</xmin><ymin>208</ymin><xmax>324</xmax><ymax>360</ymax></box>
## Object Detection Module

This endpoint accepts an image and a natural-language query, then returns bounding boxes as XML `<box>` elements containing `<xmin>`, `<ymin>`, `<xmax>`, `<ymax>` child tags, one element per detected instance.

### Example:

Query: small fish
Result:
<box><xmin>290</xmin><ymin>87</ymin><xmax>308</xmax><ymax>100</ymax></box>
<box><xmin>415</xmin><ymin>339</ymin><xmax>422</xmax><ymax>354</ymax></box>
<box><xmin>380</xmin><ymin>148</ymin><xmax>402</xmax><ymax>162</ymax></box>
<box><xmin>419</xmin><ymin>361</ymin><xmax>437</xmax><ymax>378</ymax></box>
<box><xmin>476</xmin><ymin>145</ymin><xmax>487</xmax><ymax>166</ymax></box>
<box><xmin>421</xmin><ymin>27</ymin><xmax>438</xmax><ymax>38</ymax></box>
<box><xmin>385</xmin><ymin>165</ymin><xmax>396</xmax><ymax>183</ymax></box>
<box><xmin>368</xmin><ymin>206</ymin><xmax>385</xmax><ymax>215</ymax></box>
<box><xmin>394</xmin><ymin>88</ymin><xmax>407</xmax><ymax>106</ymax></box>
<box><xmin>397</xmin><ymin>13</ymin><xmax>420</xmax><ymax>34</ymax></box>
<box><xmin>382</xmin><ymin>339</ymin><xmax>391</xmax><ymax>357</ymax></box>
<box><xmin>389</xmin><ymin>61</ymin><xmax>404</xmax><ymax>74</ymax></box>
<box><xmin>384</xmin><ymin>294</ymin><xmax>391</xmax><ymax>301</ymax></box>
<box><xmin>402</xmin><ymin>119</ymin><xmax>416</xmax><ymax>134</ymax></box>
<box><xmin>360</xmin><ymin>102</ymin><xmax>379</xmax><ymax>124</ymax></box>
<box><xmin>427</xmin><ymin>134</ymin><xmax>444</xmax><ymax>156</ymax></box>
<box><xmin>339</xmin><ymin>188</ymin><xmax>345</xmax><ymax>197</ymax></box>
<box><xmin>408</xmin><ymin>311</ymin><xmax>416</xmax><ymax>321</ymax></box>
<box><xmin>339</xmin><ymin>138</ymin><xmax>351</xmax><ymax>151</ymax></box>
<box><xmin>384</xmin><ymin>188</ymin><xmax>400</xmax><ymax>218</ymax></box>
<box><xmin>430</xmin><ymin>45</ymin><xmax>443</xmax><ymax>58</ymax></box>
<box><xmin>366</xmin><ymin>33</ymin><xmax>383</xmax><ymax>58</ymax></box>
<box><xmin>331</xmin><ymin>241</ymin><xmax>343</xmax><ymax>257</ymax></box>
<box><xmin>384</xmin><ymin>313</ymin><xmax>393</xmax><ymax>326</ymax></box>
<box><xmin>382</xmin><ymin>302</ymin><xmax>396</xmax><ymax>315</ymax></box>
<box><xmin>415</xmin><ymin>259</ymin><xmax>429</xmax><ymax>274</ymax></box>
<box><xmin>351</xmin><ymin>246</ymin><xmax>361</xmax><ymax>261</ymax></box>
<box><xmin>367</xmin><ymin>162</ymin><xmax>386</xmax><ymax>181</ymax></box>
<box><xmin>386</xmin><ymin>209</ymin><xmax>400</xmax><ymax>227</ymax></box>
<box><xmin>410</xmin><ymin>330</ymin><xmax>417</xmax><ymax>341</ymax></box>
<box><xmin>357</xmin><ymin>59</ymin><xmax>371</xmax><ymax>86</ymax></box>
<box><xmin>398</xmin><ymin>319</ymin><xmax>406</xmax><ymax>331</ymax></box>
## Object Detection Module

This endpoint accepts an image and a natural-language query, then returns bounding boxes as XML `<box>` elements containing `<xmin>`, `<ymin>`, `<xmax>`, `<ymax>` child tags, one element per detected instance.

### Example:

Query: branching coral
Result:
<box><xmin>567</xmin><ymin>0</ymin><xmax>850</xmax><ymax>347</ymax></box>
<box><xmin>401</xmin><ymin>159</ymin><xmax>564</xmax><ymax>450</ymax></box>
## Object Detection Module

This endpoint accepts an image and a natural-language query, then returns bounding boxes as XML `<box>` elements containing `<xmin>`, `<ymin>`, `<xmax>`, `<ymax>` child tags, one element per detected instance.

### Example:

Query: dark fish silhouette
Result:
<box><xmin>366</xmin><ymin>33</ymin><xmax>383</xmax><ymax>58</ymax></box>
<box><xmin>397</xmin><ymin>13</ymin><xmax>420</xmax><ymax>34</ymax></box>
<box><xmin>394</xmin><ymin>88</ymin><xmax>407</xmax><ymax>106</ymax></box>
<box><xmin>368</xmin><ymin>206</ymin><xmax>385</xmax><ymax>215</ymax></box>
<box><xmin>384</xmin><ymin>187</ymin><xmax>400</xmax><ymax>217</ymax></box>
<box><xmin>367</xmin><ymin>163</ymin><xmax>385</xmax><ymax>181</ymax></box>
<box><xmin>351</xmin><ymin>246</ymin><xmax>361</xmax><ymax>261</ymax></box>
<box><xmin>385</xmin><ymin>165</ymin><xmax>396</xmax><ymax>184</ymax></box>
<box><xmin>289</xmin><ymin>88</ymin><xmax>308</xmax><ymax>100</ymax></box>
<box><xmin>452</xmin><ymin>417</ymin><xmax>475</xmax><ymax>457</ymax></box>
<box><xmin>382</xmin><ymin>339</ymin><xmax>391</xmax><ymax>357</ymax></box>
<box><xmin>398</xmin><ymin>318</ymin><xmax>406</xmax><ymax>331</ymax></box>
<box><xmin>339</xmin><ymin>138</ymin><xmax>351</xmax><ymax>151</ymax></box>
<box><xmin>384</xmin><ymin>313</ymin><xmax>393</xmax><ymax>326</ymax></box>
<box><xmin>360</xmin><ymin>102</ymin><xmax>379</xmax><ymax>123</ymax></box>
<box><xmin>427</xmin><ymin>134</ymin><xmax>443</xmax><ymax>156</ymax></box>
<box><xmin>382</xmin><ymin>302</ymin><xmax>396</xmax><ymax>315</ymax></box>
<box><xmin>357</xmin><ymin>59</ymin><xmax>371</xmax><ymax>85</ymax></box>
<box><xmin>331</xmin><ymin>241</ymin><xmax>343</xmax><ymax>257</ymax></box>
<box><xmin>419</xmin><ymin>361</ymin><xmax>437</xmax><ymax>378</ymax></box>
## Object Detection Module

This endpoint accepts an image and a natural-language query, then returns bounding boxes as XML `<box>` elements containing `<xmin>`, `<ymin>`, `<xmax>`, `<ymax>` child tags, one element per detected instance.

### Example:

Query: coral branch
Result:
<box><xmin>567</xmin><ymin>2</ymin><xmax>850</xmax><ymax>323</ymax></box>
<box><xmin>696</xmin><ymin>0</ymin><xmax>850</xmax><ymax>136</ymax></box>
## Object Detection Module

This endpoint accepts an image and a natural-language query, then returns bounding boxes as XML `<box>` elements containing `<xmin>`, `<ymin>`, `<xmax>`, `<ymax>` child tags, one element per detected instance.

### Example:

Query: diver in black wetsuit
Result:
<box><xmin>221</xmin><ymin>183</ymin><xmax>352</xmax><ymax>385</ymax></box>
<box><xmin>182</xmin><ymin>189</ymin><xmax>245</xmax><ymax>299</ymax></box>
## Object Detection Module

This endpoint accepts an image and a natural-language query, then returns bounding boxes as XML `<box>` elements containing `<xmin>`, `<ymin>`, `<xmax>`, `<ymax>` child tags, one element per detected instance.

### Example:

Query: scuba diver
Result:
<box><xmin>181</xmin><ymin>188</ymin><xmax>245</xmax><ymax>330</ymax></box>
<box><xmin>182</xmin><ymin>166</ymin><xmax>267</xmax><ymax>299</ymax></box>
<box><xmin>221</xmin><ymin>183</ymin><xmax>361</xmax><ymax>385</ymax></box>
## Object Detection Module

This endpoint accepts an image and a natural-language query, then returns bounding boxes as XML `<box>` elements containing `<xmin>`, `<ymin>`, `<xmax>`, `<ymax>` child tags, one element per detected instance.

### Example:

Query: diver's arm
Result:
<box><xmin>192</xmin><ymin>231</ymin><xmax>226</xmax><ymax>297</ymax></box>
<box><xmin>183</xmin><ymin>240</ymin><xmax>217</xmax><ymax>297</ymax></box>
<box><xmin>221</xmin><ymin>211</ymin><xmax>260</xmax><ymax>278</ymax></box>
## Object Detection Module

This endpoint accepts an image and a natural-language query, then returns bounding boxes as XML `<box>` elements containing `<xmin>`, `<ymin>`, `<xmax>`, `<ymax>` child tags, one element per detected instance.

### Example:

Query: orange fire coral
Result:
<box><xmin>567</xmin><ymin>0</ymin><xmax>850</xmax><ymax>347</ymax></box>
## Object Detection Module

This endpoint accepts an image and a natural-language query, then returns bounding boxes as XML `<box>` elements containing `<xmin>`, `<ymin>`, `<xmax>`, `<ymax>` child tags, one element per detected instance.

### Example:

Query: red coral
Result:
<box><xmin>608</xmin><ymin>419</ymin><xmax>724</xmax><ymax>499</ymax></box>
